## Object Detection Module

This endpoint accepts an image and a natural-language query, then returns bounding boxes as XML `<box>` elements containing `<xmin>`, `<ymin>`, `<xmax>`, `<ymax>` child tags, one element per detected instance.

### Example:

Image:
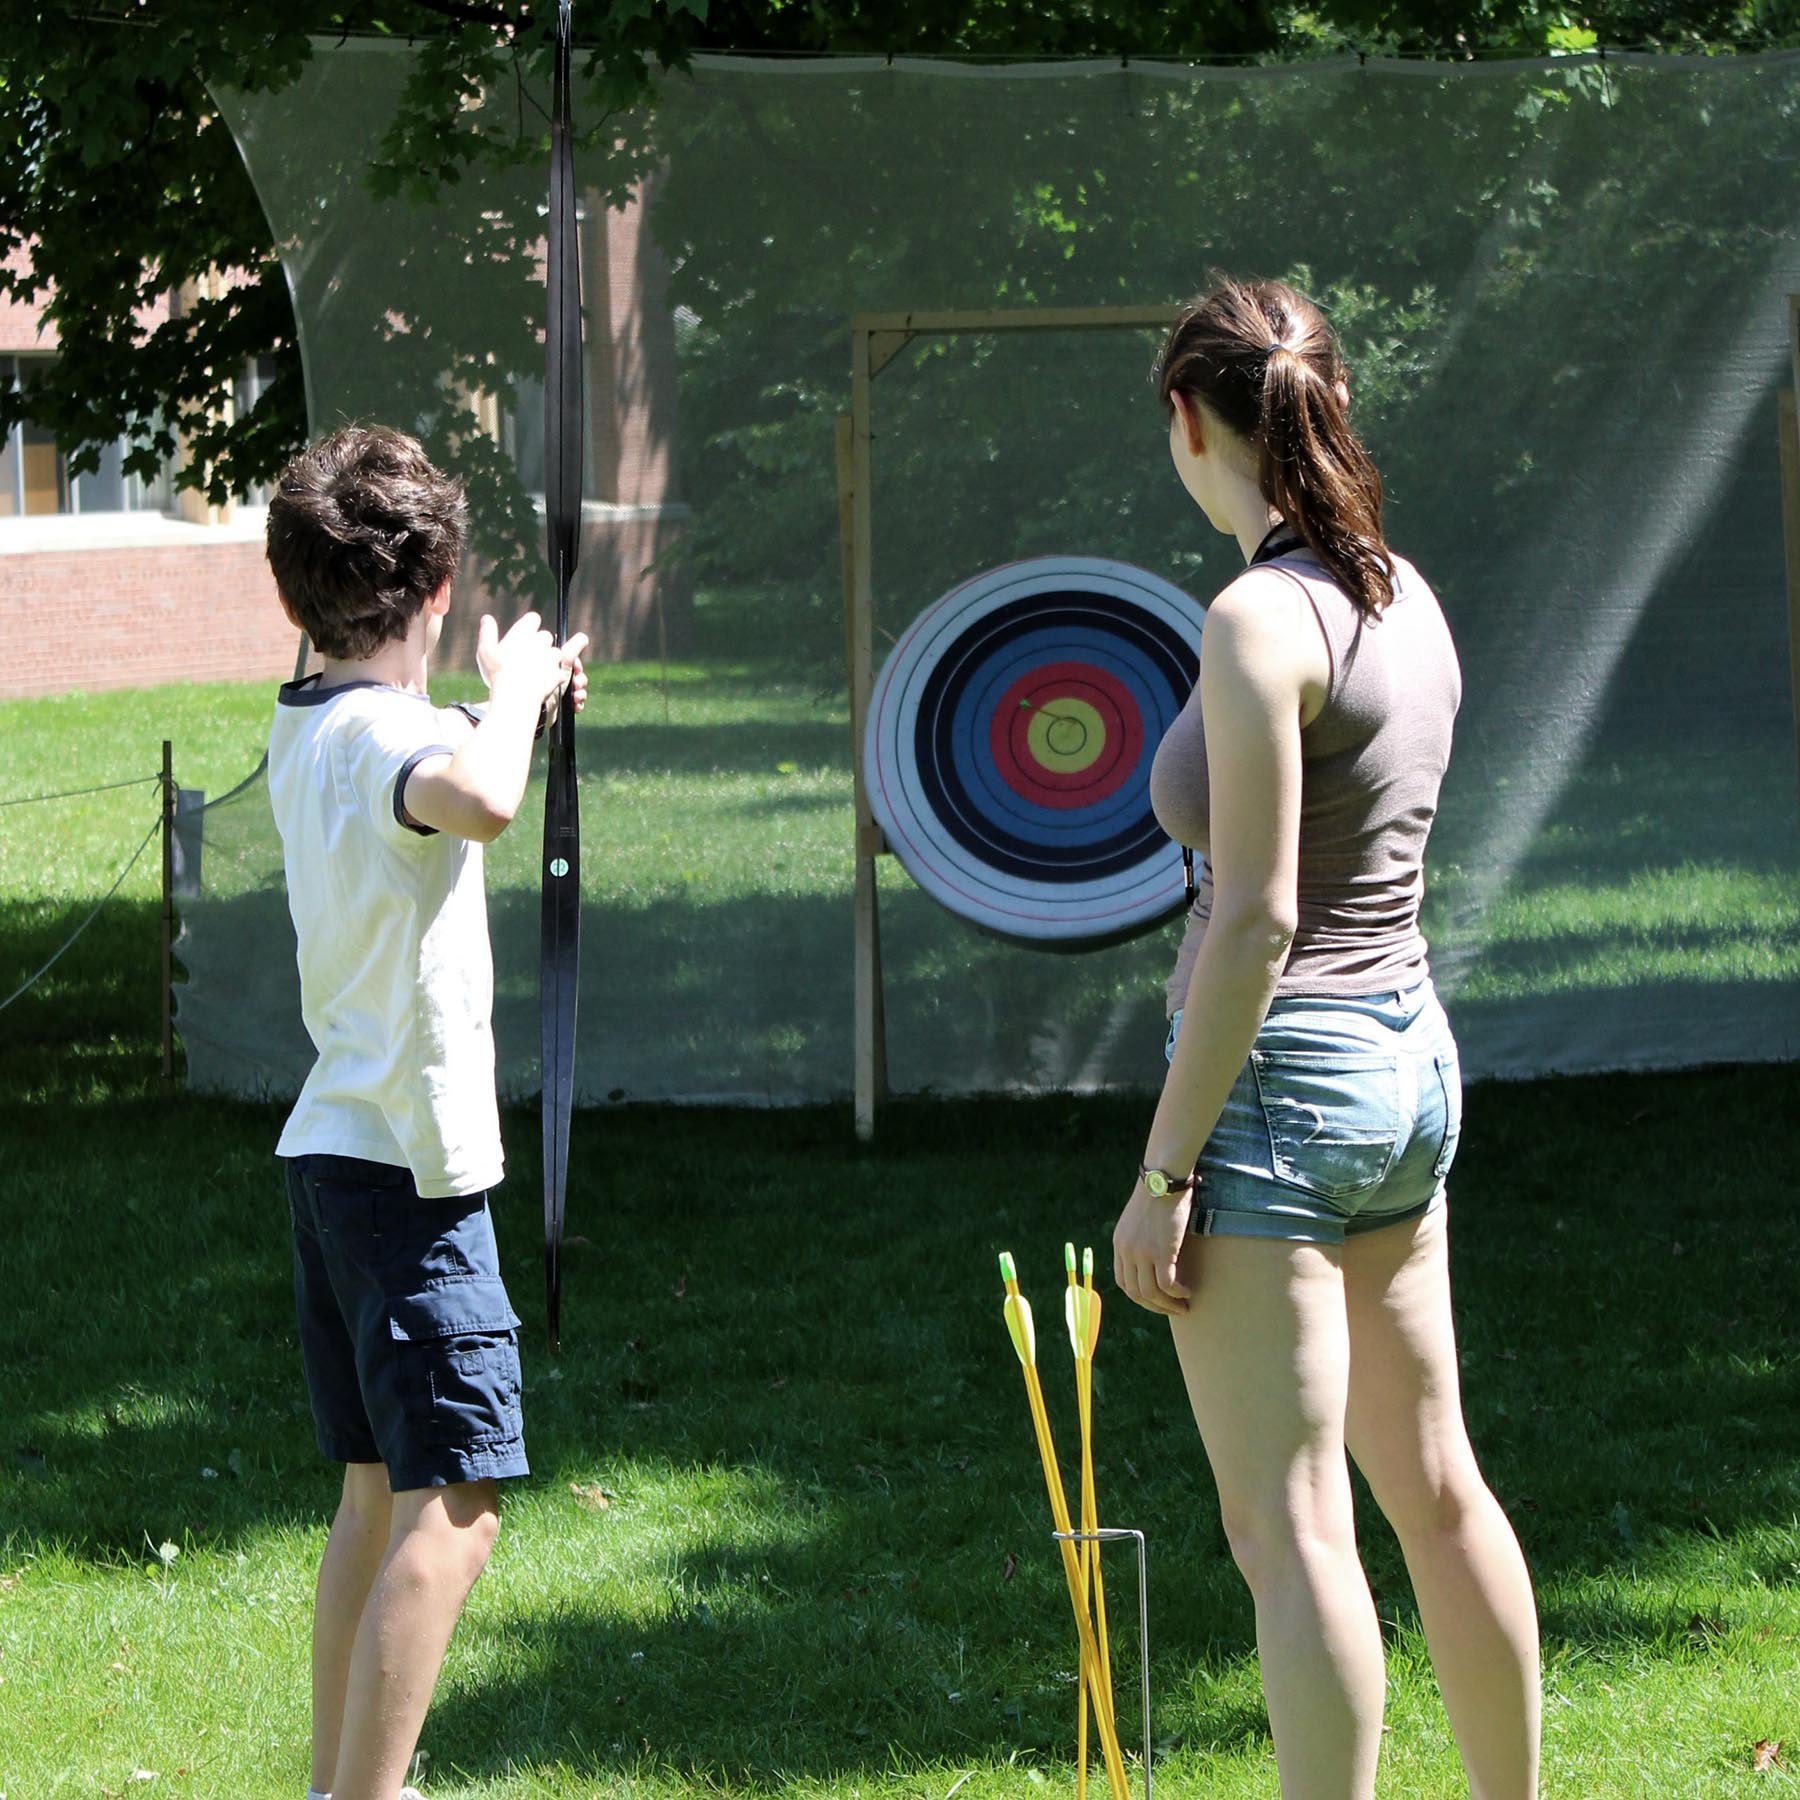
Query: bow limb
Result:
<box><xmin>540</xmin><ymin>0</ymin><xmax>583</xmax><ymax>1356</ymax></box>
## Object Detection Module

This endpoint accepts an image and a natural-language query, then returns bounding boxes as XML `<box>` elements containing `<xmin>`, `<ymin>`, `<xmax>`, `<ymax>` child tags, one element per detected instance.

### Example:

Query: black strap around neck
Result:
<box><xmin>1250</xmin><ymin>520</ymin><xmax>1304</xmax><ymax>566</ymax></box>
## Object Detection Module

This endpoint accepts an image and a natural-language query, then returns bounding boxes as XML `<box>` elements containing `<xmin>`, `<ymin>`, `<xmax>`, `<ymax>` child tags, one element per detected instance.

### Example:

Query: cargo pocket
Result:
<box><xmin>389</xmin><ymin>1277</ymin><xmax>523</xmax><ymax>1448</ymax></box>
<box><xmin>1431</xmin><ymin>1048</ymin><xmax>1463</xmax><ymax>1184</ymax></box>
<box><xmin>1251</xmin><ymin>1051</ymin><xmax>1401</xmax><ymax>1199</ymax></box>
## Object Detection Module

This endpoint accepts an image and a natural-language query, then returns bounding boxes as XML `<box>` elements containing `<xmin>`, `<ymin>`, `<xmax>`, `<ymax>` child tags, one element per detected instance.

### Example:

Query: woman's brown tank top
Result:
<box><xmin>1148</xmin><ymin>547</ymin><xmax>1462</xmax><ymax>1014</ymax></box>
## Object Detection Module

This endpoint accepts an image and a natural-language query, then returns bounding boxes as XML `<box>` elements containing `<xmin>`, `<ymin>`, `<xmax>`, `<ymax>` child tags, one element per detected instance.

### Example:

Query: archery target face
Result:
<box><xmin>866</xmin><ymin>557</ymin><xmax>1203</xmax><ymax>951</ymax></box>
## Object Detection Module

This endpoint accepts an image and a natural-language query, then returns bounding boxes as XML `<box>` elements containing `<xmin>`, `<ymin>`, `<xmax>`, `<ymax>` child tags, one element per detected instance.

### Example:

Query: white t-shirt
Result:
<box><xmin>268</xmin><ymin>675</ymin><xmax>504</xmax><ymax>1198</ymax></box>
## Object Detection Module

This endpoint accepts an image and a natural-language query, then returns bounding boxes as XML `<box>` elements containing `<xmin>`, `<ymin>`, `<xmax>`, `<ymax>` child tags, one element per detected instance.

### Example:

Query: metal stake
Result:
<box><xmin>1054</xmin><ymin>1526</ymin><xmax>1151</xmax><ymax>1800</ymax></box>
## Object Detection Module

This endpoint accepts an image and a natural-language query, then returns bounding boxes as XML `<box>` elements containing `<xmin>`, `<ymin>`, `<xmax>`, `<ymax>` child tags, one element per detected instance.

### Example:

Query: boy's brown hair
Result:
<box><xmin>266</xmin><ymin>425</ymin><xmax>467</xmax><ymax>659</ymax></box>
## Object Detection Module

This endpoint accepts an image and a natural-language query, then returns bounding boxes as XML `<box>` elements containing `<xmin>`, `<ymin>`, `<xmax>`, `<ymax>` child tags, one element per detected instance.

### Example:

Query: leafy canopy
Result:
<box><xmin>0</xmin><ymin>0</ymin><xmax>1792</xmax><ymax>547</ymax></box>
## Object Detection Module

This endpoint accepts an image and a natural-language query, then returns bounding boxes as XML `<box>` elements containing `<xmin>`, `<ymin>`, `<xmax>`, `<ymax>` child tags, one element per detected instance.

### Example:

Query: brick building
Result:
<box><xmin>0</xmin><ymin>195</ymin><xmax>688</xmax><ymax>703</ymax></box>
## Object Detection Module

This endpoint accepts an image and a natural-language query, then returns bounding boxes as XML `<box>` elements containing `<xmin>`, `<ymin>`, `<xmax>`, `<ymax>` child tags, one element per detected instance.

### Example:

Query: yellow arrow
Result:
<box><xmin>1000</xmin><ymin>1251</ymin><xmax>1129</xmax><ymax>1800</ymax></box>
<box><xmin>1065</xmin><ymin>1243</ymin><xmax>1120</xmax><ymax>1770</ymax></box>
<box><xmin>1063</xmin><ymin>1244</ymin><xmax>1093</xmax><ymax>1800</ymax></box>
<box><xmin>1081</xmin><ymin>1246</ymin><xmax>1116</xmax><ymax>1745</ymax></box>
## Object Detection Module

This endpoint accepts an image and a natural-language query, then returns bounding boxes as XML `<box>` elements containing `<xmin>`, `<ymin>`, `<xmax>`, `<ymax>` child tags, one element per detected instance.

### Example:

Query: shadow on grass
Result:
<box><xmin>579</xmin><ymin>715</ymin><xmax>850</xmax><ymax>779</ymax></box>
<box><xmin>3</xmin><ymin>707</ymin><xmax>1799</xmax><ymax>1783</ymax></box>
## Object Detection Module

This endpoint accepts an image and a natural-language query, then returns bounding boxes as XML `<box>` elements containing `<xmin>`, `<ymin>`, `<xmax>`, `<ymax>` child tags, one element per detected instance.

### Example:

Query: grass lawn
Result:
<box><xmin>1</xmin><ymin>674</ymin><xmax>1797</xmax><ymax>1798</ymax></box>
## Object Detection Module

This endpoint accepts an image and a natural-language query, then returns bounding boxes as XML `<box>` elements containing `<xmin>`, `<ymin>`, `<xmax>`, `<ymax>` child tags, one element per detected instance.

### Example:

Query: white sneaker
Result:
<box><xmin>306</xmin><ymin>1790</ymin><xmax>423</xmax><ymax>1800</ymax></box>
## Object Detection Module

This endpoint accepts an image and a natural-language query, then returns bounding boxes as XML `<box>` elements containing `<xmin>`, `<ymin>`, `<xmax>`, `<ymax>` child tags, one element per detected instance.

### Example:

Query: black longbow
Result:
<box><xmin>541</xmin><ymin>0</ymin><xmax>582</xmax><ymax>1356</ymax></box>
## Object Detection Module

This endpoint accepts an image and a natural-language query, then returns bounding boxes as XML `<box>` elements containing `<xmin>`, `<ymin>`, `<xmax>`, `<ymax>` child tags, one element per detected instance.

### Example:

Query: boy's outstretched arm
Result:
<box><xmin>403</xmin><ymin>611</ymin><xmax>589</xmax><ymax>843</ymax></box>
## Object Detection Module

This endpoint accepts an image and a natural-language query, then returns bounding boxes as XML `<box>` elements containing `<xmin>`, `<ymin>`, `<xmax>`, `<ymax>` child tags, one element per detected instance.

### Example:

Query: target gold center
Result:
<box><xmin>1026</xmin><ymin>697</ymin><xmax>1106</xmax><ymax>774</ymax></box>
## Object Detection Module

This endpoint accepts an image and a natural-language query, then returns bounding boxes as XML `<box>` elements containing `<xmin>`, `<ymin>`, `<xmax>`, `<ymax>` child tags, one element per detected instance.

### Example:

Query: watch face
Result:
<box><xmin>1144</xmin><ymin>1169</ymin><xmax>1170</xmax><ymax>1197</ymax></box>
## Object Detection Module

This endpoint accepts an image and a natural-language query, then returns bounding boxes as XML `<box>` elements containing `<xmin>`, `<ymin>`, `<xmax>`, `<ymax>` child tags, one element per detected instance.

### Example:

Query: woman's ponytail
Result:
<box><xmin>1258</xmin><ymin>343</ymin><xmax>1393</xmax><ymax>618</ymax></box>
<box><xmin>1156</xmin><ymin>279</ymin><xmax>1396</xmax><ymax>620</ymax></box>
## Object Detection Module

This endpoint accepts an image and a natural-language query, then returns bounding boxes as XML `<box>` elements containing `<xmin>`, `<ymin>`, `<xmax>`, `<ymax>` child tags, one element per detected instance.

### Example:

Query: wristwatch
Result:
<box><xmin>1139</xmin><ymin>1162</ymin><xmax>1198</xmax><ymax>1200</ymax></box>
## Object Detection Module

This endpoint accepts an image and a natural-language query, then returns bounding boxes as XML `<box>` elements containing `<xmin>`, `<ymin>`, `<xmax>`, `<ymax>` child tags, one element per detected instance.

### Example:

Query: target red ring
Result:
<box><xmin>989</xmin><ymin>661</ymin><xmax>1143</xmax><ymax>810</ymax></box>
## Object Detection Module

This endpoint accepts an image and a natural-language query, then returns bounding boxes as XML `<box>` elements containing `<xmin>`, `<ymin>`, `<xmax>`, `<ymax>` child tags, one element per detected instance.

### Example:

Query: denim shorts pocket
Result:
<box><xmin>1430</xmin><ymin>1048</ymin><xmax>1463</xmax><ymax>1183</ymax></box>
<box><xmin>1250</xmin><ymin>1051</ymin><xmax>1401</xmax><ymax>1199</ymax></box>
<box><xmin>389</xmin><ymin>1278</ymin><xmax>523</xmax><ymax>1448</ymax></box>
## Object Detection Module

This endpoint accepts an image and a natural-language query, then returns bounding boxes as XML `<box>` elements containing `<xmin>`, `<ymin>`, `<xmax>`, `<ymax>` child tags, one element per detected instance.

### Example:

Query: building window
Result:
<box><xmin>233</xmin><ymin>356</ymin><xmax>277</xmax><ymax>506</ymax></box>
<box><xmin>1</xmin><ymin>355</ymin><xmax>177</xmax><ymax>518</ymax></box>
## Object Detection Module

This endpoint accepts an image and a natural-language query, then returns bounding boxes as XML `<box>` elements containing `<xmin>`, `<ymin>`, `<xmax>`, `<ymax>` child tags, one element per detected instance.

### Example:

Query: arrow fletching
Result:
<box><xmin>1003</xmin><ymin>1292</ymin><xmax>1037</xmax><ymax>1367</ymax></box>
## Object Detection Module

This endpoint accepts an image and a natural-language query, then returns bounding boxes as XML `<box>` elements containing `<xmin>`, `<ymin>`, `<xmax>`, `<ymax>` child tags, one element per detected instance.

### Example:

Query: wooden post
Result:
<box><xmin>1790</xmin><ymin>293</ymin><xmax>1800</xmax><ymax>406</ymax></box>
<box><xmin>160</xmin><ymin>739</ymin><xmax>175</xmax><ymax>1082</ymax></box>
<box><xmin>1779</xmin><ymin>389</ymin><xmax>1800</xmax><ymax>816</ymax></box>
<box><xmin>849</xmin><ymin>333</ymin><xmax>887</xmax><ymax>1139</ymax></box>
<box><xmin>172</xmin><ymin>271</ymin><xmax>234</xmax><ymax>527</ymax></box>
<box><xmin>1783</xmin><ymin>295</ymin><xmax>1800</xmax><ymax>813</ymax></box>
<box><xmin>837</xmin><ymin>415</ymin><xmax>858</xmax><ymax>706</ymax></box>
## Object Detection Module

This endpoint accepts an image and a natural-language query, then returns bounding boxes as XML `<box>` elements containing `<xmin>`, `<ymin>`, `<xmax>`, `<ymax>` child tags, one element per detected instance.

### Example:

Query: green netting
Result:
<box><xmin>179</xmin><ymin>49</ymin><xmax>1800</xmax><ymax>1104</ymax></box>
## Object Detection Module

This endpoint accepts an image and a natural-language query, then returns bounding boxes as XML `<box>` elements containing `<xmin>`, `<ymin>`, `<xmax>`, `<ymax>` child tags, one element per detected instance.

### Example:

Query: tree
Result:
<box><xmin>2</xmin><ymin>0</ymin><xmax>1794</xmax><ymax>539</ymax></box>
<box><xmin>0</xmin><ymin>2</ymin><xmax>705</xmax><ymax>521</ymax></box>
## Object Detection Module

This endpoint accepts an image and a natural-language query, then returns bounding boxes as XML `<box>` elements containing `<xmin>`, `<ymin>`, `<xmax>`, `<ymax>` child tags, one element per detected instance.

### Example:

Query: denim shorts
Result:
<box><xmin>285</xmin><ymin>1154</ymin><xmax>529</xmax><ymax>1492</ymax></box>
<box><xmin>1165</xmin><ymin>981</ymin><xmax>1462</xmax><ymax>1247</ymax></box>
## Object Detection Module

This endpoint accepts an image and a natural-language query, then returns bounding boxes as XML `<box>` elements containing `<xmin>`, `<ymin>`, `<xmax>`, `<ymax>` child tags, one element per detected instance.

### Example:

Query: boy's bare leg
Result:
<box><xmin>327</xmin><ymin>1479</ymin><xmax>501</xmax><ymax>1800</ymax></box>
<box><xmin>311</xmin><ymin>1462</ymin><xmax>394</xmax><ymax>1795</ymax></box>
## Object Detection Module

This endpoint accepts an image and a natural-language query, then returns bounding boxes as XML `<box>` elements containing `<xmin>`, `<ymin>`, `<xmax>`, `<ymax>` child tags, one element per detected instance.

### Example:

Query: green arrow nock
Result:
<box><xmin>998</xmin><ymin>1250</ymin><xmax>1017</xmax><ymax>1285</ymax></box>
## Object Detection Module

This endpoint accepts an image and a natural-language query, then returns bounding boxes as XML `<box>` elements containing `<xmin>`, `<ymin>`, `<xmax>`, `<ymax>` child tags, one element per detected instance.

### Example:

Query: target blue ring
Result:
<box><xmin>921</xmin><ymin>603</ymin><xmax>1190</xmax><ymax>879</ymax></box>
<box><xmin>919</xmin><ymin>595</ymin><xmax>1194</xmax><ymax>881</ymax></box>
<box><xmin>949</xmin><ymin>648</ymin><xmax>1160</xmax><ymax>854</ymax></box>
<box><xmin>946</xmin><ymin>625</ymin><xmax>1173</xmax><ymax>847</ymax></box>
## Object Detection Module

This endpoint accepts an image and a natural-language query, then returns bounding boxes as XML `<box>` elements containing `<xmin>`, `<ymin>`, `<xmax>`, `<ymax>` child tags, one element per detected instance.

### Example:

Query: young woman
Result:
<box><xmin>1112</xmin><ymin>279</ymin><xmax>1540</xmax><ymax>1800</ymax></box>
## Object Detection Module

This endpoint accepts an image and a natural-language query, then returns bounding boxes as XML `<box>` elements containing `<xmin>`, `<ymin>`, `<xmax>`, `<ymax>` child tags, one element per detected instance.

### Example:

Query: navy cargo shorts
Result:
<box><xmin>285</xmin><ymin>1153</ymin><xmax>529</xmax><ymax>1492</ymax></box>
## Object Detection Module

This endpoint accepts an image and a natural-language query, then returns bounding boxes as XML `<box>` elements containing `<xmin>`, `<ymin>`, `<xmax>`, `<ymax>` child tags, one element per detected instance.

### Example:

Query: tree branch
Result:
<box><xmin>378</xmin><ymin>0</ymin><xmax>528</xmax><ymax>33</ymax></box>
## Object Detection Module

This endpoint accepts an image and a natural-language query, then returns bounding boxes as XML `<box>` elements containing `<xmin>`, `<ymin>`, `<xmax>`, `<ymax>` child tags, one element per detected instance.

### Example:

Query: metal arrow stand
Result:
<box><xmin>1051</xmin><ymin>1524</ymin><xmax>1152</xmax><ymax>1800</ymax></box>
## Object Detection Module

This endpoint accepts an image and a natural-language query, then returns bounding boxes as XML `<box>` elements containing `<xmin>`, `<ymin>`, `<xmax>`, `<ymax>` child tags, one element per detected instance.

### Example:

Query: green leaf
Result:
<box><xmin>1546</xmin><ymin>21</ymin><xmax>1600</xmax><ymax>52</ymax></box>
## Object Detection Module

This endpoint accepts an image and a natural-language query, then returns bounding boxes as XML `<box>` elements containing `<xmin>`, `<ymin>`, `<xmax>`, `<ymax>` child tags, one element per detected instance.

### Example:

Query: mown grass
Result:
<box><xmin>1</xmin><ymin>673</ymin><xmax>1797</xmax><ymax>1798</ymax></box>
<box><xmin>2</xmin><ymin>1075</ymin><xmax>1798</xmax><ymax>1798</ymax></box>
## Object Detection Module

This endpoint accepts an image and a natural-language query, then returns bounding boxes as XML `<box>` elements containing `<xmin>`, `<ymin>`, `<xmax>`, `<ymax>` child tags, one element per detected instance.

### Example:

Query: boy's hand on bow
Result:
<box><xmin>477</xmin><ymin>612</ymin><xmax>590</xmax><ymax>712</ymax></box>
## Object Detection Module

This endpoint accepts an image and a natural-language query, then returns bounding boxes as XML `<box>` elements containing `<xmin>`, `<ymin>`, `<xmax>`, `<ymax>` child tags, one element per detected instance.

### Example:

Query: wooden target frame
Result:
<box><xmin>1782</xmin><ymin>294</ymin><xmax>1800</xmax><ymax>819</ymax></box>
<box><xmin>839</xmin><ymin>304</ymin><xmax>1181</xmax><ymax>1140</ymax></box>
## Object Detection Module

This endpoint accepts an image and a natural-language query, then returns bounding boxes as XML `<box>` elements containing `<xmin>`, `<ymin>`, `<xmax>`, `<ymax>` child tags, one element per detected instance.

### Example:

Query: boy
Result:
<box><xmin>264</xmin><ymin>424</ymin><xmax>586</xmax><ymax>1800</ymax></box>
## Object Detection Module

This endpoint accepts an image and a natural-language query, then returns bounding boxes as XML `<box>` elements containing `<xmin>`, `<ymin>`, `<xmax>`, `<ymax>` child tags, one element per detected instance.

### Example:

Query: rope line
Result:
<box><xmin>0</xmin><ymin>812</ymin><xmax>161</xmax><ymax>1015</ymax></box>
<box><xmin>0</xmin><ymin>773</ymin><xmax>160</xmax><ymax>808</ymax></box>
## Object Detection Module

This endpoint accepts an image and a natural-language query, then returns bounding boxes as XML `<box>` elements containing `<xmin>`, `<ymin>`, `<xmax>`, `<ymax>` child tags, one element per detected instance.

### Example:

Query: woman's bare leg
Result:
<box><xmin>1342</xmin><ymin>1207</ymin><xmax>1539</xmax><ymax>1800</ymax></box>
<box><xmin>1169</xmin><ymin>1233</ymin><xmax>1384</xmax><ymax>1800</ymax></box>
